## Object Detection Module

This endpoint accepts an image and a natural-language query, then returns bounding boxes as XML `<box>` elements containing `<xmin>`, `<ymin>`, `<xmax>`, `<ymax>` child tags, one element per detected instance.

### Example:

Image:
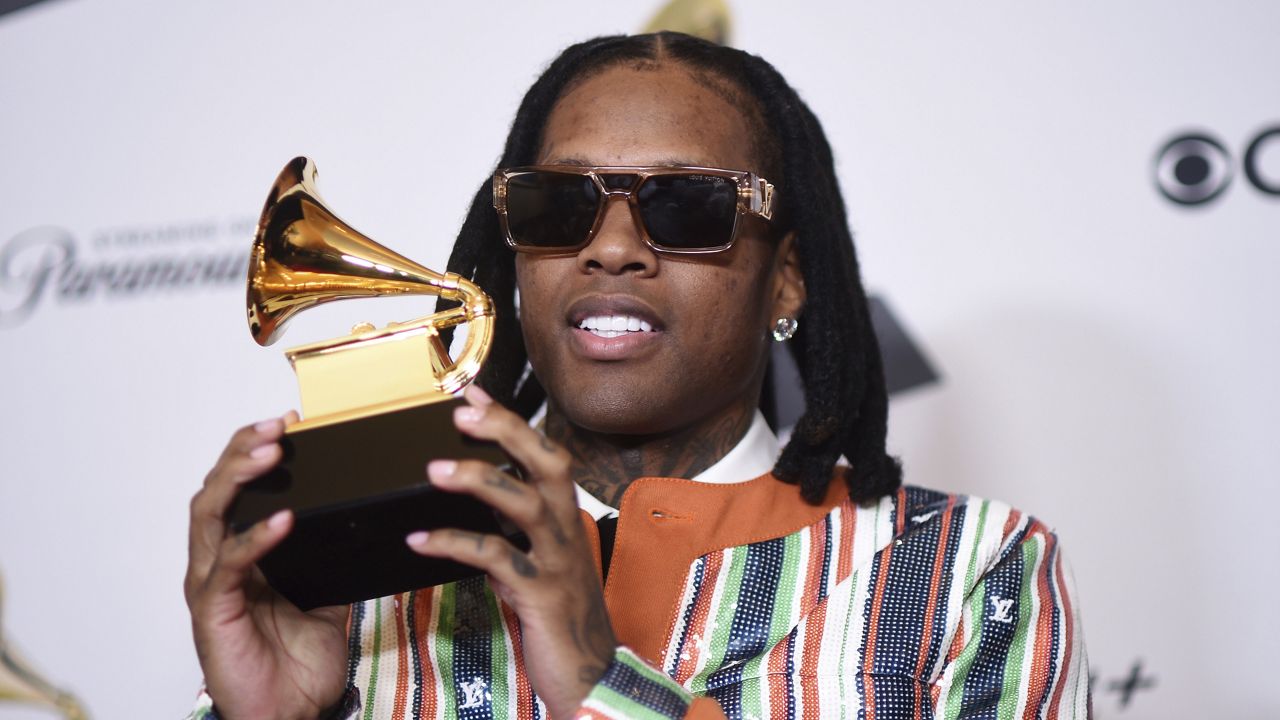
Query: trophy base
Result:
<box><xmin>226</xmin><ymin>398</ymin><xmax>526</xmax><ymax>610</ymax></box>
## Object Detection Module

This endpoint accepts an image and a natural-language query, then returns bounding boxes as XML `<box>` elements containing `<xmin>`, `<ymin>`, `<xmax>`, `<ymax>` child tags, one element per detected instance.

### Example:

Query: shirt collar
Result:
<box><xmin>574</xmin><ymin>410</ymin><xmax>779</xmax><ymax>520</ymax></box>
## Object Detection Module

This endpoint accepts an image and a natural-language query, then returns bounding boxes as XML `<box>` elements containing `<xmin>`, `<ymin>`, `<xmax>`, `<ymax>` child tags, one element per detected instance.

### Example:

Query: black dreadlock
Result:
<box><xmin>438</xmin><ymin>32</ymin><xmax>902</xmax><ymax>504</ymax></box>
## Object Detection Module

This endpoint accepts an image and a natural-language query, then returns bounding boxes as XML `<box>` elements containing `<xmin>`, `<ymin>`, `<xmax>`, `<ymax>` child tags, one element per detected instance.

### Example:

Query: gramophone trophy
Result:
<box><xmin>227</xmin><ymin>157</ymin><xmax>524</xmax><ymax>610</ymax></box>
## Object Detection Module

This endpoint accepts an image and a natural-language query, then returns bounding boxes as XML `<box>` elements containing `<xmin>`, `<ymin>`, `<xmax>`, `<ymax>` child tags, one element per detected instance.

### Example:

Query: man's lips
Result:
<box><xmin>565</xmin><ymin>295</ymin><xmax>665</xmax><ymax>360</ymax></box>
<box><xmin>566</xmin><ymin>295</ymin><xmax>664</xmax><ymax>332</ymax></box>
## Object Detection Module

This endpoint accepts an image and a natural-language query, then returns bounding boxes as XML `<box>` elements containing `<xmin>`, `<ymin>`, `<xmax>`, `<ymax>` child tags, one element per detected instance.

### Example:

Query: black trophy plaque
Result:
<box><xmin>226</xmin><ymin>398</ymin><xmax>528</xmax><ymax>610</ymax></box>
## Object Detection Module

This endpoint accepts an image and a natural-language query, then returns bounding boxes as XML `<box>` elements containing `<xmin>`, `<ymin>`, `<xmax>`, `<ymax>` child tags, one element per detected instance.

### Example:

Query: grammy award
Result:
<box><xmin>226</xmin><ymin>157</ymin><xmax>524</xmax><ymax>610</ymax></box>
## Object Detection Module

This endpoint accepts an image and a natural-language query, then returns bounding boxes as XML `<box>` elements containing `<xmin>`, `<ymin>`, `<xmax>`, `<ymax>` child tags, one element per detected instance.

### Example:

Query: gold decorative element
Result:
<box><xmin>642</xmin><ymin>0</ymin><xmax>733</xmax><ymax>45</ymax></box>
<box><xmin>248</xmin><ymin>157</ymin><xmax>494</xmax><ymax>431</ymax></box>
<box><xmin>0</xmin><ymin>572</ymin><xmax>89</xmax><ymax>719</ymax></box>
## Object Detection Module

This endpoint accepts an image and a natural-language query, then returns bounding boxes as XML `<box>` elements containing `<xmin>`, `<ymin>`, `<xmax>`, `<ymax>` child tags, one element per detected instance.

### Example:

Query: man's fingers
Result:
<box><xmin>213</xmin><ymin>416</ymin><xmax>286</xmax><ymax>469</ymax></box>
<box><xmin>202</xmin><ymin>509</ymin><xmax>293</xmax><ymax>598</ymax></box>
<box><xmin>199</xmin><ymin>417</ymin><xmax>289</xmax><ymax>508</ymax></box>
<box><xmin>454</xmin><ymin>387</ymin><xmax>573</xmax><ymax>490</ymax></box>
<box><xmin>464</xmin><ymin>383</ymin><xmax>495</xmax><ymax>407</ymax></box>
<box><xmin>428</xmin><ymin>459</ymin><xmax>573</xmax><ymax>549</ymax></box>
<box><xmin>405</xmin><ymin>528</ymin><xmax>537</xmax><ymax>589</ymax></box>
<box><xmin>188</xmin><ymin>416</ymin><xmax>292</xmax><ymax>588</ymax></box>
<box><xmin>189</xmin><ymin>443</ymin><xmax>280</xmax><ymax>579</ymax></box>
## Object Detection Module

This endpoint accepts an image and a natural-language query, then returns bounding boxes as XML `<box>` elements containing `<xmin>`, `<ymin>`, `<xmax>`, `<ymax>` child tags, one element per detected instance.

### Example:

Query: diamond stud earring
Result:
<box><xmin>771</xmin><ymin>317</ymin><xmax>798</xmax><ymax>342</ymax></box>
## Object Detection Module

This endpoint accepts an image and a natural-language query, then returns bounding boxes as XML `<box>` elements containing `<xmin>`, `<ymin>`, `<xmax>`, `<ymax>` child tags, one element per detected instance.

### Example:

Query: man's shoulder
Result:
<box><xmin>831</xmin><ymin>483</ymin><xmax>1062</xmax><ymax>572</ymax></box>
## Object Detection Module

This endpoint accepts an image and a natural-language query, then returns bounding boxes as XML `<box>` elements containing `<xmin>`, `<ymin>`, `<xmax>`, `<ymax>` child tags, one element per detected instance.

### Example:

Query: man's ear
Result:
<box><xmin>770</xmin><ymin>231</ymin><xmax>806</xmax><ymax>322</ymax></box>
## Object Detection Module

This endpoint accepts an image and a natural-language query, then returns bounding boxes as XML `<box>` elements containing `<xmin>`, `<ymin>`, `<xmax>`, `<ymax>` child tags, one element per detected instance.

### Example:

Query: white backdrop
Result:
<box><xmin>1</xmin><ymin>1</ymin><xmax>1276</xmax><ymax>718</ymax></box>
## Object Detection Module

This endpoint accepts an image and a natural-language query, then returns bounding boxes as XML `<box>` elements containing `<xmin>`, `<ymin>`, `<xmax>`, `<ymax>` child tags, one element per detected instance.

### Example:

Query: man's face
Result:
<box><xmin>515</xmin><ymin>64</ymin><xmax>796</xmax><ymax>437</ymax></box>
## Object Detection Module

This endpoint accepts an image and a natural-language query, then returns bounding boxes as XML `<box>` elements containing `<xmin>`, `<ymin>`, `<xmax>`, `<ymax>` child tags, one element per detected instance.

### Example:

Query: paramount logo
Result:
<box><xmin>0</xmin><ymin>219</ymin><xmax>252</xmax><ymax>327</ymax></box>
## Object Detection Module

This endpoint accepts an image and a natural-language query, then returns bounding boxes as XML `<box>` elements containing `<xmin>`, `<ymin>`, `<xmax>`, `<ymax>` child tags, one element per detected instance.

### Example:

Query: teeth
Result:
<box><xmin>577</xmin><ymin>314</ymin><xmax>655</xmax><ymax>337</ymax></box>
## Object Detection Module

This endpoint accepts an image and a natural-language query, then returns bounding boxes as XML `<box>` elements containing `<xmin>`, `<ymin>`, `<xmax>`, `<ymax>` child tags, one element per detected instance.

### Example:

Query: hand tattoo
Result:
<box><xmin>568</xmin><ymin>590</ymin><xmax>614</xmax><ymax>687</ymax></box>
<box><xmin>452</xmin><ymin>529</ymin><xmax>487</xmax><ymax>553</ymax></box>
<box><xmin>509</xmin><ymin>549</ymin><xmax>538</xmax><ymax>578</ymax></box>
<box><xmin>483</xmin><ymin>469</ymin><xmax>522</xmax><ymax>494</ymax></box>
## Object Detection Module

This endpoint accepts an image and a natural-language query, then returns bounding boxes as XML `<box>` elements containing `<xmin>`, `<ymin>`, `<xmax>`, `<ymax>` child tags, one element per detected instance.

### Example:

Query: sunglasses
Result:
<box><xmin>491</xmin><ymin>165</ymin><xmax>775</xmax><ymax>254</ymax></box>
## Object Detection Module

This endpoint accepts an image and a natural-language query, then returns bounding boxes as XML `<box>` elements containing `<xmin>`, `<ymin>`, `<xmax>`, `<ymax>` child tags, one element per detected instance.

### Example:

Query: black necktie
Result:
<box><xmin>596</xmin><ymin>516</ymin><xmax>619</xmax><ymax>581</ymax></box>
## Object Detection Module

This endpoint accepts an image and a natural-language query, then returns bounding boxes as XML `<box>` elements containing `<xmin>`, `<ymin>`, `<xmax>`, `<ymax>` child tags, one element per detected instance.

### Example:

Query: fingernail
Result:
<box><xmin>254</xmin><ymin>418</ymin><xmax>281</xmax><ymax>433</ymax></box>
<box><xmin>406</xmin><ymin>531</ymin><xmax>430</xmax><ymax>547</ymax></box>
<box><xmin>455</xmin><ymin>406</ymin><xmax>484</xmax><ymax>425</ymax></box>
<box><xmin>466</xmin><ymin>384</ymin><xmax>494</xmax><ymax>406</ymax></box>
<box><xmin>250</xmin><ymin>444</ymin><xmax>276</xmax><ymax>460</ymax></box>
<box><xmin>268</xmin><ymin>509</ymin><xmax>290</xmax><ymax>531</ymax></box>
<box><xmin>428</xmin><ymin>459</ymin><xmax>458</xmax><ymax>482</ymax></box>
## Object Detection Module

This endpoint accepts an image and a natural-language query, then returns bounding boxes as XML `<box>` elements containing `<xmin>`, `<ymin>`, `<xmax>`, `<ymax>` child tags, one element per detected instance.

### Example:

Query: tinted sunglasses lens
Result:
<box><xmin>636</xmin><ymin>174</ymin><xmax>738</xmax><ymax>250</ymax></box>
<box><xmin>505</xmin><ymin>172</ymin><xmax>599</xmax><ymax>248</ymax></box>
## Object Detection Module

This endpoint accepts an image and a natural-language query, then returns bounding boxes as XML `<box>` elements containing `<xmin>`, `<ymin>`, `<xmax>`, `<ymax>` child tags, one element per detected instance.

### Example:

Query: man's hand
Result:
<box><xmin>406</xmin><ymin>386</ymin><xmax>617</xmax><ymax>719</ymax></box>
<box><xmin>185</xmin><ymin>413</ymin><xmax>350</xmax><ymax>720</ymax></box>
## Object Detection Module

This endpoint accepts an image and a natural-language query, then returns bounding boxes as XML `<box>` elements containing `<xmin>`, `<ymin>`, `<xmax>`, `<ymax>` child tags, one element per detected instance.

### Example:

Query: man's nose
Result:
<box><xmin>575</xmin><ymin>194</ymin><xmax>658</xmax><ymax>277</ymax></box>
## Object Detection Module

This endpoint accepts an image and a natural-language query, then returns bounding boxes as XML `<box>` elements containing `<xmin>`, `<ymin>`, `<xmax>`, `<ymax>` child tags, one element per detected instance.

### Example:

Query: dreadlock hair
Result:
<box><xmin>437</xmin><ymin>31</ymin><xmax>902</xmax><ymax>504</ymax></box>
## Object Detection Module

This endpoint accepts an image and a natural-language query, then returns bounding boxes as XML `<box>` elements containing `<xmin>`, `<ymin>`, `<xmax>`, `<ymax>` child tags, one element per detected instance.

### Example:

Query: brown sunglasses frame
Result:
<box><xmin>491</xmin><ymin>165</ymin><xmax>776</xmax><ymax>255</ymax></box>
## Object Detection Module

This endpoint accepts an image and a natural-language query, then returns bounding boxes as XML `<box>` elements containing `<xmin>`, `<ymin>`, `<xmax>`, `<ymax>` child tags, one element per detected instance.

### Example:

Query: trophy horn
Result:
<box><xmin>247</xmin><ymin>157</ymin><xmax>493</xmax><ymax>414</ymax></box>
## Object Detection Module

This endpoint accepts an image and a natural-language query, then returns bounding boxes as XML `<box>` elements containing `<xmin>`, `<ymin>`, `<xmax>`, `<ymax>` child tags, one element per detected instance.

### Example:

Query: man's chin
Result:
<box><xmin>552</xmin><ymin>393</ymin><xmax>688</xmax><ymax>439</ymax></box>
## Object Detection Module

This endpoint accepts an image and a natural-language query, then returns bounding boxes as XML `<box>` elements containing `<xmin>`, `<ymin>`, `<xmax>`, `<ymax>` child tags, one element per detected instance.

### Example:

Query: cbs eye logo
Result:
<box><xmin>1154</xmin><ymin>126</ymin><xmax>1280</xmax><ymax>206</ymax></box>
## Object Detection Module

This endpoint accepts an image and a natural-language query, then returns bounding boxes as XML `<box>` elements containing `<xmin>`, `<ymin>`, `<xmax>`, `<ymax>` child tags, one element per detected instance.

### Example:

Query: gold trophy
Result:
<box><xmin>227</xmin><ymin>157</ymin><xmax>520</xmax><ymax>610</ymax></box>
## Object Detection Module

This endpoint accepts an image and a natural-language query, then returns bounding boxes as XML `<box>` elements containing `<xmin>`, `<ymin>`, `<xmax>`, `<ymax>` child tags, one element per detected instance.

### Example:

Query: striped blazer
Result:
<box><xmin>192</xmin><ymin>477</ymin><xmax>1089</xmax><ymax>719</ymax></box>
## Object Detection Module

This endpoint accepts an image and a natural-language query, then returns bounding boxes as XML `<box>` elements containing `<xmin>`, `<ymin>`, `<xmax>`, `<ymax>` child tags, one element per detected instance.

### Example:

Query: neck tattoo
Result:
<box><xmin>544</xmin><ymin>402</ymin><xmax>755</xmax><ymax>508</ymax></box>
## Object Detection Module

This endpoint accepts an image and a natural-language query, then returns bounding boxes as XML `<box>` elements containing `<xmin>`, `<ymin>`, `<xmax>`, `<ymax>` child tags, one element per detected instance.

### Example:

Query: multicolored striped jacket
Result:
<box><xmin>191</xmin><ymin>477</ymin><xmax>1089</xmax><ymax>719</ymax></box>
